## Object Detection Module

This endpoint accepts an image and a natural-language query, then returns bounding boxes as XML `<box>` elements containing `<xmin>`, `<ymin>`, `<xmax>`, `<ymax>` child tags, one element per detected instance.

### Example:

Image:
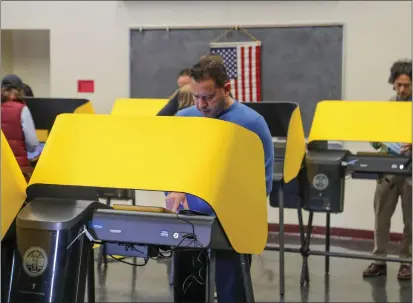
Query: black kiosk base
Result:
<box><xmin>6</xmin><ymin>197</ymin><xmax>255</xmax><ymax>303</ymax></box>
<box><xmin>6</xmin><ymin>198</ymin><xmax>102</xmax><ymax>303</ymax></box>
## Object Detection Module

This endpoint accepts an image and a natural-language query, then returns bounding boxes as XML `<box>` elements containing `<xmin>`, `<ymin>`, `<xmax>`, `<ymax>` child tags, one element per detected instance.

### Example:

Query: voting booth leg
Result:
<box><xmin>240</xmin><ymin>254</ymin><xmax>255</xmax><ymax>303</ymax></box>
<box><xmin>325</xmin><ymin>213</ymin><xmax>331</xmax><ymax>275</ymax></box>
<box><xmin>278</xmin><ymin>184</ymin><xmax>285</xmax><ymax>298</ymax></box>
<box><xmin>205</xmin><ymin>249</ymin><xmax>216</xmax><ymax>303</ymax></box>
<box><xmin>87</xmin><ymin>246</ymin><xmax>96</xmax><ymax>303</ymax></box>
<box><xmin>97</xmin><ymin>196</ymin><xmax>111</xmax><ymax>267</ymax></box>
<box><xmin>299</xmin><ymin>211</ymin><xmax>314</xmax><ymax>286</ymax></box>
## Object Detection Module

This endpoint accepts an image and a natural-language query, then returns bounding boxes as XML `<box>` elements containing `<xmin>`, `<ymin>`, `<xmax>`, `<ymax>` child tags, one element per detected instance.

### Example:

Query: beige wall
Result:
<box><xmin>0</xmin><ymin>29</ymin><xmax>50</xmax><ymax>97</ymax></box>
<box><xmin>1</xmin><ymin>30</ymin><xmax>14</xmax><ymax>77</ymax></box>
<box><xmin>1</xmin><ymin>1</ymin><xmax>411</xmax><ymax>233</ymax></box>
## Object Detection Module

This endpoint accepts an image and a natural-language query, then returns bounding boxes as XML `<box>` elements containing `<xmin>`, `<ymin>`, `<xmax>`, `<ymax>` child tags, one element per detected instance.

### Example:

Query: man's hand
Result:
<box><xmin>401</xmin><ymin>144</ymin><xmax>412</xmax><ymax>154</ymax></box>
<box><xmin>166</xmin><ymin>192</ymin><xmax>189</xmax><ymax>212</ymax></box>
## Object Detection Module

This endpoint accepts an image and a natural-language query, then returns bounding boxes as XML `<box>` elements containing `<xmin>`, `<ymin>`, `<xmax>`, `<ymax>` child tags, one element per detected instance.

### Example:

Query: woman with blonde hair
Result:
<box><xmin>158</xmin><ymin>84</ymin><xmax>195</xmax><ymax>116</ymax></box>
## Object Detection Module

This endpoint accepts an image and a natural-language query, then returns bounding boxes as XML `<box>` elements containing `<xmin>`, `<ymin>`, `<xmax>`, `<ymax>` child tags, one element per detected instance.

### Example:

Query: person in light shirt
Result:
<box><xmin>363</xmin><ymin>59</ymin><xmax>412</xmax><ymax>280</ymax></box>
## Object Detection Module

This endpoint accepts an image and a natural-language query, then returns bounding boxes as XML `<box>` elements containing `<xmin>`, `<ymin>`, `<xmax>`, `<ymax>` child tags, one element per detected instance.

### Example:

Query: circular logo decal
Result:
<box><xmin>312</xmin><ymin>174</ymin><xmax>329</xmax><ymax>191</ymax></box>
<box><xmin>173</xmin><ymin>232</ymin><xmax>179</xmax><ymax>239</ymax></box>
<box><xmin>23</xmin><ymin>247</ymin><xmax>48</xmax><ymax>277</ymax></box>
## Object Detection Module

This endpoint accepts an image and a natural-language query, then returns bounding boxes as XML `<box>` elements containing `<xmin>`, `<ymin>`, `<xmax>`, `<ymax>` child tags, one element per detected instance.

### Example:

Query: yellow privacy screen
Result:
<box><xmin>111</xmin><ymin>98</ymin><xmax>169</xmax><ymax>116</ymax></box>
<box><xmin>309</xmin><ymin>101</ymin><xmax>412</xmax><ymax>143</ymax></box>
<box><xmin>1</xmin><ymin>132</ymin><xmax>27</xmax><ymax>240</ymax></box>
<box><xmin>29</xmin><ymin>114</ymin><xmax>268</xmax><ymax>254</ymax></box>
<box><xmin>284</xmin><ymin>106</ymin><xmax>306</xmax><ymax>183</ymax></box>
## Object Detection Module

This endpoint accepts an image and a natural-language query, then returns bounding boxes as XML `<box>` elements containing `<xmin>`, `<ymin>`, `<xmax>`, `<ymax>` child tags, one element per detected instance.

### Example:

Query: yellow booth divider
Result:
<box><xmin>308</xmin><ymin>101</ymin><xmax>412</xmax><ymax>143</ymax></box>
<box><xmin>29</xmin><ymin>114</ymin><xmax>268</xmax><ymax>254</ymax></box>
<box><xmin>25</xmin><ymin>97</ymin><xmax>95</xmax><ymax>143</ymax></box>
<box><xmin>1</xmin><ymin>132</ymin><xmax>27</xmax><ymax>240</ymax></box>
<box><xmin>74</xmin><ymin>100</ymin><xmax>95</xmax><ymax>114</ymax></box>
<box><xmin>35</xmin><ymin>130</ymin><xmax>49</xmax><ymax>142</ymax></box>
<box><xmin>111</xmin><ymin>98</ymin><xmax>169</xmax><ymax>116</ymax></box>
<box><xmin>284</xmin><ymin>105</ymin><xmax>306</xmax><ymax>183</ymax></box>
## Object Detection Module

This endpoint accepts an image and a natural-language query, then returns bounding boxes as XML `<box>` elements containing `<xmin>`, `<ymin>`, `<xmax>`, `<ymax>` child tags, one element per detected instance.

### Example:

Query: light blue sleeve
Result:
<box><xmin>250</xmin><ymin>116</ymin><xmax>274</xmax><ymax>196</ymax></box>
<box><xmin>20</xmin><ymin>106</ymin><xmax>39</xmax><ymax>153</ymax></box>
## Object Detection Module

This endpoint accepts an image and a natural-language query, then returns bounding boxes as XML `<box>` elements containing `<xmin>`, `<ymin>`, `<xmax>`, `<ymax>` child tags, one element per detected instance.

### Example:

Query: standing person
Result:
<box><xmin>363</xmin><ymin>59</ymin><xmax>412</xmax><ymax>280</ymax></box>
<box><xmin>177</xmin><ymin>68</ymin><xmax>191</xmax><ymax>88</ymax></box>
<box><xmin>158</xmin><ymin>54</ymin><xmax>229</xmax><ymax>117</ymax></box>
<box><xmin>166</xmin><ymin>58</ymin><xmax>274</xmax><ymax>302</ymax></box>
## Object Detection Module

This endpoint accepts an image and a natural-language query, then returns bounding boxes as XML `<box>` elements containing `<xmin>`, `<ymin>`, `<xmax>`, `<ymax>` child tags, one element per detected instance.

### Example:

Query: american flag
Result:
<box><xmin>210</xmin><ymin>41</ymin><xmax>262</xmax><ymax>102</ymax></box>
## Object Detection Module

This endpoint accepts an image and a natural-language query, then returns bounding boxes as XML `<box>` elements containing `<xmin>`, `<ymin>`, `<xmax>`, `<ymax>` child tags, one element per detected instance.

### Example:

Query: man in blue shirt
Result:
<box><xmin>166</xmin><ymin>58</ymin><xmax>274</xmax><ymax>302</ymax></box>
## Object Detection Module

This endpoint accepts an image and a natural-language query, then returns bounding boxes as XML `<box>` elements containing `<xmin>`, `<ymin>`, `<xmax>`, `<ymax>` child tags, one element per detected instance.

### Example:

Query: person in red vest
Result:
<box><xmin>1</xmin><ymin>74</ymin><xmax>39</xmax><ymax>181</ymax></box>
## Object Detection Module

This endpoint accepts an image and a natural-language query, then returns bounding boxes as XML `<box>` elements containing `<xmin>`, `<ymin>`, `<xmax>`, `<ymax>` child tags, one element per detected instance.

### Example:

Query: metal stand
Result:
<box><xmin>205</xmin><ymin>249</ymin><xmax>216</xmax><ymax>303</ymax></box>
<box><xmin>87</xmin><ymin>246</ymin><xmax>96</xmax><ymax>303</ymax></box>
<box><xmin>278</xmin><ymin>183</ymin><xmax>285</xmax><ymax>298</ymax></box>
<box><xmin>298</xmin><ymin>210</ymin><xmax>313</xmax><ymax>286</ymax></box>
<box><xmin>240</xmin><ymin>254</ymin><xmax>255</xmax><ymax>303</ymax></box>
<box><xmin>297</xmin><ymin>209</ymin><xmax>412</xmax><ymax>286</ymax></box>
<box><xmin>325</xmin><ymin>213</ymin><xmax>331</xmax><ymax>275</ymax></box>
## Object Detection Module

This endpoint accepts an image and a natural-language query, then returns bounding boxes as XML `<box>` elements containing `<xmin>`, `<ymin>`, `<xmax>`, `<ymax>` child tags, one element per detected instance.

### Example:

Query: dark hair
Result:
<box><xmin>200</xmin><ymin>53</ymin><xmax>225</xmax><ymax>64</ymax></box>
<box><xmin>388</xmin><ymin>59</ymin><xmax>412</xmax><ymax>84</ymax></box>
<box><xmin>1</xmin><ymin>74</ymin><xmax>23</xmax><ymax>90</ymax></box>
<box><xmin>178</xmin><ymin>68</ymin><xmax>191</xmax><ymax>77</ymax></box>
<box><xmin>189</xmin><ymin>58</ymin><xmax>229</xmax><ymax>88</ymax></box>
<box><xmin>22</xmin><ymin>83</ymin><xmax>34</xmax><ymax>97</ymax></box>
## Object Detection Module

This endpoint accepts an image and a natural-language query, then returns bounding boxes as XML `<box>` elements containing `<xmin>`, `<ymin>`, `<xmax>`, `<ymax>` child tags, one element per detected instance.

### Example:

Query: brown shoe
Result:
<box><xmin>363</xmin><ymin>263</ymin><xmax>387</xmax><ymax>277</ymax></box>
<box><xmin>397</xmin><ymin>265</ymin><xmax>411</xmax><ymax>280</ymax></box>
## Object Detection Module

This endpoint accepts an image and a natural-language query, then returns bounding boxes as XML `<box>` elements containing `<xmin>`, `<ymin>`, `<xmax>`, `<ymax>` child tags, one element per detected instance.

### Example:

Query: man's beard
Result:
<box><xmin>397</xmin><ymin>94</ymin><xmax>412</xmax><ymax>101</ymax></box>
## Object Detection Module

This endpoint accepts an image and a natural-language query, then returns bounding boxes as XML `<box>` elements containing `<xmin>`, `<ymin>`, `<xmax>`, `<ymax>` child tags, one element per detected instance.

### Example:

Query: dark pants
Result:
<box><xmin>173</xmin><ymin>249</ymin><xmax>252</xmax><ymax>303</ymax></box>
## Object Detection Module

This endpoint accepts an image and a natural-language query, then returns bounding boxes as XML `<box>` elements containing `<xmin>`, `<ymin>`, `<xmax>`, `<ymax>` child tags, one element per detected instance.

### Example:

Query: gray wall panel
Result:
<box><xmin>130</xmin><ymin>26</ymin><xmax>343</xmax><ymax>134</ymax></box>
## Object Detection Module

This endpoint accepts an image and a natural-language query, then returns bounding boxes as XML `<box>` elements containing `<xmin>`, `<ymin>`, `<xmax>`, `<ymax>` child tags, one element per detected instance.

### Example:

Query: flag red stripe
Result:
<box><xmin>248</xmin><ymin>46</ymin><xmax>253</xmax><ymax>102</ymax></box>
<box><xmin>239</xmin><ymin>47</ymin><xmax>245</xmax><ymax>101</ymax></box>
<box><xmin>255</xmin><ymin>46</ymin><xmax>261</xmax><ymax>101</ymax></box>
<box><xmin>234</xmin><ymin>77</ymin><xmax>238</xmax><ymax>100</ymax></box>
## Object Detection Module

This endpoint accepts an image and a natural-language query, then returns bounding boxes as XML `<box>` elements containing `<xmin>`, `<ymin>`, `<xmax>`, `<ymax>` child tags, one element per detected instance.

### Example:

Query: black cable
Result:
<box><xmin>171</xmin><ymin>212</ymin><xmax>206</xmax><ymax>294</ymax></box>
<box><xmin>108</xmin><ymin>254</ymin><xmax>149</xmax><ymax>267</ymax></box>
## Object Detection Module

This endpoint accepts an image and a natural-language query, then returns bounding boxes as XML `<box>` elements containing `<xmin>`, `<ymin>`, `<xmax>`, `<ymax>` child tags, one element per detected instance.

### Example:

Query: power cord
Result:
<box><xmin>173</xmin><ymin>212</ymin><xmax>206</xmax><ymax>294</ymax></box>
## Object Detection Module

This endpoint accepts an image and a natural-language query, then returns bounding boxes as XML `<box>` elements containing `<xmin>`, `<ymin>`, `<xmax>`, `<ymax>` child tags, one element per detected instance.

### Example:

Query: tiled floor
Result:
<box><xmin>91</xmin><ymin>234</ymin><xmax>412</xmax><ymax>302</ymax></box>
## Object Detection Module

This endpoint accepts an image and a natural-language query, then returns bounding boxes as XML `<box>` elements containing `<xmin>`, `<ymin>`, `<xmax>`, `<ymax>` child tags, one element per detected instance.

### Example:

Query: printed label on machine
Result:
<box><xmin>23</xmin><ymin>247</ymin><xmax>48</xmax><ymax>278</ymax></box>
<box><xmin>312</xmin><ymin>173</ymin><xmax>329</xmax><ymax>191</ymax></box>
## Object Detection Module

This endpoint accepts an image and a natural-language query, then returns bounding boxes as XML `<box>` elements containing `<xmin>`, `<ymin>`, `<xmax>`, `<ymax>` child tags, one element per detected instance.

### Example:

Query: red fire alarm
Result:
<box><xmin>77</xmin><ymin>80</ymin><xmax>94</xmax><ymax>93</ymax></box>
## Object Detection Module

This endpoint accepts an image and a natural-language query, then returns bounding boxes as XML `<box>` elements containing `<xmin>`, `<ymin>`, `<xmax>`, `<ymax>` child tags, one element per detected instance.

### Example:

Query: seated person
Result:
<box><xmin>166</xmin><ymin>58</ymin><xmax>274</xmax><ymax>303</ymax></box>
<box><xmin>1</xmin><ymin>83</ymin><xmax>40</xmax><ymax>181</ymax></box>
<box><xmin>22</xmin><ymin>82</ymin><xmax>34</xmax><ymax>97</ymax></box>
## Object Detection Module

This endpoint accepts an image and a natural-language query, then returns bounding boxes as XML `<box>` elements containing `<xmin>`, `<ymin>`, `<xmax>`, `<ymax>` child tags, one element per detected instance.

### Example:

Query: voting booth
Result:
<box><xmin>25</xmin><ymin>97</ymin><xmax>94</xmax><ymax>142</ymax></box>
<box><xmin>94</xmin><ymin>98</ymin><xmax>170</xmax><ymax>266</ymax></box>
<box><xmin>245</xmin><ymin>102</ymin><xmax>306</xmax><ymax>298</ymax></box>
<box><xmin>298</xmin><ymin>100</ymin><xmax>412</xmax><ymax>286</ymax></box>
<box><xmin>111</xmin><ymin>98</ymin><xmax>169</xmax><ymax>117</ymax></box>
<box><xmin>7</xmin><ymin>114</ymin><xmax>267</xmax><ymax>303</ymax></box>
